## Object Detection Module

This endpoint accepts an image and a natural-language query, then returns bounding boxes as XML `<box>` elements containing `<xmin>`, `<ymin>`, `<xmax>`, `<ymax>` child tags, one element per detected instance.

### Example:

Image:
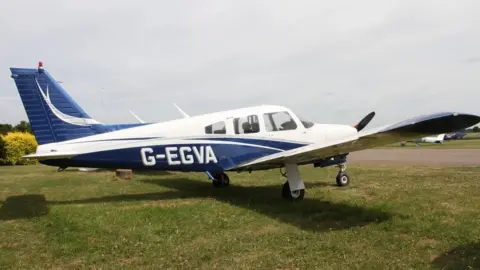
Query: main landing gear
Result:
<box><xmin>280</xmin><ymin>163</ymin><xmax>305</xmax><ymax>201</ymax></box>
<box><xmin>210</xmin><ymin>172</ymin><xmax>230</xmax><ymax>188</ymax></box>
<box><xmin>280</xmin><ymin>163</ymin><xmax>351</xmax><ymax>201</ymax></box>
<box><xmin>282</xmin><ymin>181</ymin><xmax>305</xmax><ymax>200</ymax></box>
<box><xmin>335</xmin><ymin>164</ymin><xmax>350</xmax><ymax>187</ymax></box>
<box><xmin>208</xmin><ymin>163</ymin><xmax>350</xmax><ymax>201</ymax></box>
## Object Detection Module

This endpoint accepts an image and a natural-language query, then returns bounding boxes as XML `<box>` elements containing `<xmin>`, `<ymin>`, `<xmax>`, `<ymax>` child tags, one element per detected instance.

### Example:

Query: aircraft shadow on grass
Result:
<box><xmin>431</xmin><ymin>242</ymin><xmax>480</xmax><ymax>270</ymax></box>
<box><xmin>0</xmin><ymin>177</ymin><xmax>393</xmax><ymax>232</ymax></box>
<box><xmin>0</xmin><ymin>194</ymin><xmax>49</xmax><ymax>220</ymax></box>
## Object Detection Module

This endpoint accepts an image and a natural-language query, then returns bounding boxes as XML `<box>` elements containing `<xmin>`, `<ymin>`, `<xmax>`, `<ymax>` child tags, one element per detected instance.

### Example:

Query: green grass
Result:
<box><xmin>1</xmin><ymin>164</ymin><xmax>480</xmax><ymax>269</ymax></box>
<box><xmin>381</xmin><ymin>137</ymin><xmax>480</xmax><ymax>149</ymax></box>
<box><xmin>465</xmin><ymin>133</ymin><xmax>480</xmax><ymax>140</ymax></box>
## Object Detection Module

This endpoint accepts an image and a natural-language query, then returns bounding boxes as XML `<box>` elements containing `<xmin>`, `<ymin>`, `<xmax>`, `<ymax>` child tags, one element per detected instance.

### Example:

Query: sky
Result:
<box><xmin>0</xmin><ymin>0</ymin><xmax>479</xmax><ymax>128</ymax></box>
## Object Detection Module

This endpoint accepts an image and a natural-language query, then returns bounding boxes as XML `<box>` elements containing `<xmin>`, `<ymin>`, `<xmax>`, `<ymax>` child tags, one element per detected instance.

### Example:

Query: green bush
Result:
<box><xmin>0</xmin><ymin>137</ymin><xmax>5</xmax><ymax>164</ymax></box>
<box><xmin>0</xmin><ymin>132</ymin><xmax>38</xmax><ymax>165</ymax></box>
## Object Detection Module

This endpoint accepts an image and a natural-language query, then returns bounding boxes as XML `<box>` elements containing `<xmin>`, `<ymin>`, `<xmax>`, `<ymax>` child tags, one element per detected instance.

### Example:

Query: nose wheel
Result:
<box><xmin>335</xmin><ymin>164</ymin><xmax>350</xmax><ymax>186</ymax></box>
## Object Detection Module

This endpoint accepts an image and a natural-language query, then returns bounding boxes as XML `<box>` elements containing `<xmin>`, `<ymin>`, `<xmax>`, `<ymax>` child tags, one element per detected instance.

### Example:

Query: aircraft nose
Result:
<box><xmin>324</xmin><ymin>125</ymin><xmax>358</xmax><ymax>141</ymax></box>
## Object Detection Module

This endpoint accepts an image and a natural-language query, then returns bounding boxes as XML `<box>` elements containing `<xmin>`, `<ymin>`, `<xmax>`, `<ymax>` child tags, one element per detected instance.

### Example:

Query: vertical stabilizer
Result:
<box><xmin>10</xmin><ymin>62</ymin><xmax>101</xmax><ymax>145</ymax></box>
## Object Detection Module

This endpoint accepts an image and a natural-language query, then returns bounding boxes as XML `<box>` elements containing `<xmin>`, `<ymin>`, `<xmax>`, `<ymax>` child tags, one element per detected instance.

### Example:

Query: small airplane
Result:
<box><xmin>444</xmin><ymin>131</ymin><xmax>467</xmax><ymax>140</ymax></box>
<box><xmin>400</xmin><ymin>133</ymin><xmax>445</xmax><ymax>147</ymax></box>
<box><xmin>9</xmin><ymin>62</ymin><xmax>480</xmax><ymax>201</ymax></box>
<box><xmin>421</xmin><ymin>133</ymin><xmax>446</xmax><ymax>143</ymax></box>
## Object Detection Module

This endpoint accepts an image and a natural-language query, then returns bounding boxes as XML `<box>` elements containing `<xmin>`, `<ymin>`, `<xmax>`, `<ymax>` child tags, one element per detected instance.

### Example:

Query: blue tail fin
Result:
<box><xmin>10</xmin><ymin>63</ymin><xmax>102</xmax><ymax>145</ymax></box>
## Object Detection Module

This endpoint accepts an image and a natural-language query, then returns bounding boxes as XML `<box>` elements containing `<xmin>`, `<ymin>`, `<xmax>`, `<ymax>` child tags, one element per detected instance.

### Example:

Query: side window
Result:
<box><xmin>205</xmin><ymin>121</ymin><xmax>226</xmax><ymax>134</ymax></box>
<box><xmin>263</xmin><ymin>111</ymin><xmax>297</xmax><ymax>131</ymax></box>
<box><xmin>234</xmin><ymin>114</ymin><xmax>260</xmax><ymax>134</ymax></box>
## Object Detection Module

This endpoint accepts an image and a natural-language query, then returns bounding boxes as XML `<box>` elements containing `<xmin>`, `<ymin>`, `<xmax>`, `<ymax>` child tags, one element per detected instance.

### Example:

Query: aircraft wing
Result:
<box><xmin>230</xmin><ymin>112</ymin><xmax>480</xmax><ymax>171</ymax></box>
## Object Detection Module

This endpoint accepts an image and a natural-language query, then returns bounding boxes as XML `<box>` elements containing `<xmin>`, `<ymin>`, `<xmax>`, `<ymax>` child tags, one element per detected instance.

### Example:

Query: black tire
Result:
<box><xmin>336</xmin><ymin>172</ymin><xmax>350</xmax><ymax>187</ymax></box>
<box><xmin>282</xmin><ymin>182</ymin><xmax>305</xmax><ymax>201</ymax></box>
<box><xmin>212</xmin><ymin>172</ymin><xmax>230</xmax><ymax>187</ymax></box>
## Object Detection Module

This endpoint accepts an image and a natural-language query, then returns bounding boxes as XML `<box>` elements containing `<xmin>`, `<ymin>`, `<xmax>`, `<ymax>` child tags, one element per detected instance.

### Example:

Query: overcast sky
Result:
<box><xmin>0</xmin><ymin>0</ymin><xmax>479</xmax><ymax>128</ymax></box>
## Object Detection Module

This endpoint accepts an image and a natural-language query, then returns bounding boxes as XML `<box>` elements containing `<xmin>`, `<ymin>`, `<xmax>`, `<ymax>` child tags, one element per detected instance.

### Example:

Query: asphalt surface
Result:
<box><xmin>348</xmin><ymin>149</ymin><xmax>480</xmax><ymax>166</ymax></box>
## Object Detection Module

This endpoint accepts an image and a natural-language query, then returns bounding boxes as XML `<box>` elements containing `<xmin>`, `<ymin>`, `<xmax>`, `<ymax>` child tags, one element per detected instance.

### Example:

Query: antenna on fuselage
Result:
<box><xmin>128</xmin><ymin>109</ymin><xmax>145</xmax><ymax>123</ymax></box>
<box><xmin>173</xmin><ymin>103</ymin><xmax>190</xmax><ymax>118</ymax></box>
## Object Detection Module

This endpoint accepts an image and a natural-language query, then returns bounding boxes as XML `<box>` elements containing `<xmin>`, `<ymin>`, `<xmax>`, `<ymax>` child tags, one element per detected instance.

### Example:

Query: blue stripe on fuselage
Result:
<box><xmin>61</xmin><ymin>136</ymin><xmax>309</xmax><ymax>151</ymax></box>
<box><xmin>187</xmin><ymin>137</ymin><xmax>308</xmax><ymax>151</ymax></box>
<box><xmin>41</xmin><ymin>142</ymin><xmax>283</xmax><ymax>172</ymax></box>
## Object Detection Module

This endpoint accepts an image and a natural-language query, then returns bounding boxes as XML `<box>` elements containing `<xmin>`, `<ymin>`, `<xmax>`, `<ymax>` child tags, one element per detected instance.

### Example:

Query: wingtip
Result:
<box><xmin>456</xmin><ymin>112</ymin><xmax>480</xmax><ymax>127</ymax></box>
<box><xmin>385</xmin><ymin>111</ymin><xmax>480</xmax><ymax>134</ymax></box>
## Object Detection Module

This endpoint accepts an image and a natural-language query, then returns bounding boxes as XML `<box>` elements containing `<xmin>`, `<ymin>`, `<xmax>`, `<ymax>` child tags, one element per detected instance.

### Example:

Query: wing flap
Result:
<box><xmin>231</xmin><ymin>112</ymin><xmax>480</xmax><ymax>170</ymax></box>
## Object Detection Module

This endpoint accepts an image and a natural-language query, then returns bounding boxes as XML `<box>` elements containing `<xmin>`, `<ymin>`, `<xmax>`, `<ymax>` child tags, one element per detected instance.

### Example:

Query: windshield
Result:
<box><xmin>297</xmin><ymin>115</ymin><xmax>315</xmax><ymax>129</ymax></box>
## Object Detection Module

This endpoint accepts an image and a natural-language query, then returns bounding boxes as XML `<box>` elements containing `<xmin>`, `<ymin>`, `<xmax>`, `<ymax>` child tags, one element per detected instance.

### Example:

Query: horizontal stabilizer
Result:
<box><xmin>22</xmin><ymin>151</ymin><xmax>78</xmax><ymax>160</ymax></box>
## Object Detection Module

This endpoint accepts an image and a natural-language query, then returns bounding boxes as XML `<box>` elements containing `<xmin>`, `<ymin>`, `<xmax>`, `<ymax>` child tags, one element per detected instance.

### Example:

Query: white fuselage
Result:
<box><xmin>36</xmin><ymin>105</ymin><xmax>358</xmax><ymax>158</ymax></box>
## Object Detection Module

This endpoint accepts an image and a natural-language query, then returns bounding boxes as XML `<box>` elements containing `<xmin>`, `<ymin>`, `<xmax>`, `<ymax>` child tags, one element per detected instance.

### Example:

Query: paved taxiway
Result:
<box><xmin>348</xmin><ymin>149</ymin><xmax>480</xmax><ymax>166</ymax></box>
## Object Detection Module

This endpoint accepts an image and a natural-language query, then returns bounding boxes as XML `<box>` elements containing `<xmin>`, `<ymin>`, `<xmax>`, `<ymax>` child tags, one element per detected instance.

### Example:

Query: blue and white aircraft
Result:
<box><xmin>9</xmin><ymin>62</ymin><xmax>480</xmax><ymax>201</ymax></box>
<box><xmin>400</xmin><ymin>133</ymin><xmax>446</xmax><ymax>146</ymax></box>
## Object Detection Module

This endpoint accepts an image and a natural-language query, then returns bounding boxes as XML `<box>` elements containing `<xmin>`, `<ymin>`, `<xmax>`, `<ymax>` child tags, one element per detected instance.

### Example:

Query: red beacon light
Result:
<box><xmin>38</xmin><ymin>61</ymin><xmax>44</xmax><ymax>69</ymax></box>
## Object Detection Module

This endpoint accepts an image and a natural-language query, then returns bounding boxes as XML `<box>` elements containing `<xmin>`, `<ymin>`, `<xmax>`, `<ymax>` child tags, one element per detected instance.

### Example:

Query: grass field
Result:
<box><xmin>1</xmin><ymin>164</ymin><xmax>479</xmax><ymax>269</ymax></box>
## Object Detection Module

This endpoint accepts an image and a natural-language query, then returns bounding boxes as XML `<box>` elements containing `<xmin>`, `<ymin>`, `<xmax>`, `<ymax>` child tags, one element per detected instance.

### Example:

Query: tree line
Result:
<box><xmin>0</xmin><ymin>121</ymin><xmax>32</xmax><ymax>135</ymax></box>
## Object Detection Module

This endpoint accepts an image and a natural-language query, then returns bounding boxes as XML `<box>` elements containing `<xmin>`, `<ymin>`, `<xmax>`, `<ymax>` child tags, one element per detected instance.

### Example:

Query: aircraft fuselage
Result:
<box><xmin>37</xmin><ymin>105</ymin><xmax>357</xmax><ymax>172</ymax></box>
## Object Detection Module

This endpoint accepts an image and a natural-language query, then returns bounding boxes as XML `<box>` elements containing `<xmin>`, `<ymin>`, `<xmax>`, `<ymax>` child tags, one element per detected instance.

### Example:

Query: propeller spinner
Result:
<box><xmin>354</xmin><ymin>111</ymin><xmax>376</xmax><ymax>132</ymax></box>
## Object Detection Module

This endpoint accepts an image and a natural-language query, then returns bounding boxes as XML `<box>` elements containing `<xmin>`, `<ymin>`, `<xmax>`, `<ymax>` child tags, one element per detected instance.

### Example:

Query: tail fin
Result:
<box><xmin>10</xmin><ymin>62</ymin><xmax>102</xmax><ymax>145</ymax></box>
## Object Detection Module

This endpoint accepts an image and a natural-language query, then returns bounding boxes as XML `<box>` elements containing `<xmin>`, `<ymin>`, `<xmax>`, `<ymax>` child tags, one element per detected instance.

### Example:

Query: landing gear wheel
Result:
<box><xmin>336</xmin><ymin>172</ymin><xmax>350</xmax><ymax>187</ymax></box>
<box><xmin>212</xmin><ymin>172</ymin><xmax>230</xmax><ymax>188</ymax></box>
<box><xmin>282</xmin><ymin>181</ymin><xmax>305</xmax><ymax>201</ymax></box>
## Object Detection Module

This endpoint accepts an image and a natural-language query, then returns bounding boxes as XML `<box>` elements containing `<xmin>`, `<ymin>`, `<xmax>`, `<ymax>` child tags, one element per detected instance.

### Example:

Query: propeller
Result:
<box><xmin>354</xmin><ymin>111</ymin><xmax>376</xmax><ymax>132</ymax></box>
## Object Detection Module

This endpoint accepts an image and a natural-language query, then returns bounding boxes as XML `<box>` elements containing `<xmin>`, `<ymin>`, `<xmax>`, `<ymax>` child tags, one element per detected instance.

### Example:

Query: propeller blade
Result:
<box><xmin>355</xmin><ymin>111</ymin><xmax>376</xmax><ymax>132</ymax></box>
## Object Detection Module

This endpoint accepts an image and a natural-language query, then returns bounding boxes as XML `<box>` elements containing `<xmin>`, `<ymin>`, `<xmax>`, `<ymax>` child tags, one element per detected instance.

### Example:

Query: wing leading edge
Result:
<box><xmin>230</xmin><ymin>112</ymin><xmax>480</xmax><ymax>171</ymax></box>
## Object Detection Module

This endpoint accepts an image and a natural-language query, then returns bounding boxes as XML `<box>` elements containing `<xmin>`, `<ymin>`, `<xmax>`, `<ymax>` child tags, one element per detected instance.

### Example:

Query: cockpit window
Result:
<box><xmin>297</xmin><ymin>115</ymin><xmax>315</xmax><ymax>129</ymax></box>
<box><xmin>263</xmin><ymin>111</ymin><xmax>297</xmax><ymax>131</ymax></box>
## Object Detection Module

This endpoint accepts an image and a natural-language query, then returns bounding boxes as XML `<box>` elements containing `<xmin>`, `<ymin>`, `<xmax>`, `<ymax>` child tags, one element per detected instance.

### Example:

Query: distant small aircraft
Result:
<box><xmin>9</xmin><ymin>62</ymin><xmax>480</xmax><ymax>201</ymax></box>
<box><xmin>444</xmin><ymin>132</ymin><xmax>467</xmax><ymax>140</ymax></box>
<box><xmin>400</xmin><ymin>133</ymin><xmax>445</xmax><ymax>147</ymax></box>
